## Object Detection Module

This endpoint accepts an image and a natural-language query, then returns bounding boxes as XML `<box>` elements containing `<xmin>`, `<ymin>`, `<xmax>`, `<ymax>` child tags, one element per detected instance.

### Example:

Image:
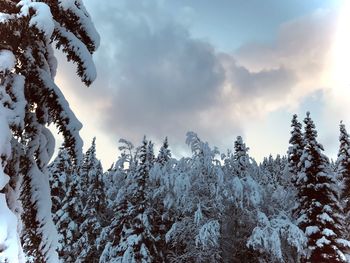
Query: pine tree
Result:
<box><xmin>223</xmin><ymin>136</ymin><xmax>250</xmax><ymax>178</ymax></box>
<box><xmin>288</xmin><ymin>114</ymin><xmax>304</xmax><ymax>186</ymax></box>
<box><xmin>157</xmin><ymin>137</ymin><xmax>171</xmax><ymax>166</ymax></box>
<box><xmin>48</xmin><ymin>147</ymin><xmax>80</xmax><ymax>261</ymax></box>
<box><xmin>165</xmin><ymin>132</ymin><xmax>223</xmax><ymax>262</ymax></box>
<box><xmin>296</xmin><ymin>112</ymin><xmax>347</xmax><ymax>262</ymax></box>
<box><xmin>49</xmin><ymin>148</ymin><xmax>72</xmax><ymax>221</ymax></box>
<box><xmin>105</xmin><ymin>137</ymin><xmax>160</xmax><ymax>262</ymax></box>
<box><xmin>55</xmin><ymin>165</ymin><xmax>82</xmax><ymax>262</ymax></box>
<box><xmin>336</xmin><ymin>122</ymin><xmax>350</xmax><ymax>258</ymax></box>
<box><xmin>254</xmin><ymin>153</ymin><xmax>303</xmax><ymax>262</ymax></box>
<box><xmin>0</xmin><ymin>1</ymin><xmax>98</xmax><ymax>261</ymax></box>
<box><xmin>233</xmin><ymin>136</ymin><xmax>250</xmax><ymax>168</ymax></box>
<box><xmin>336</xmin><ymin>122</ymin><xmax>350</xmax><ymax>207</ymax></box>
<box><xmin>80</xmin><ymin>138</ymin><xmax>98</xmax><ymax>206</ymax></box>
<box><xmin>100</xmin><ymin>139</ymin><xmax>136</xmax><ymax>262</ymax></box>
<box><xmin>151</xmin><ymin>137</ymin><xmax>173</xmax><ymax>261</ymax></box>
<box><xmin>221</xmin><ymin>136</ymin><xmax>261</xmax><ymax>262</ymax></box>
<box><xmin>75</xmin><ymin>139</ymin><xmax>107</xmax><ymax>262</ymax></box>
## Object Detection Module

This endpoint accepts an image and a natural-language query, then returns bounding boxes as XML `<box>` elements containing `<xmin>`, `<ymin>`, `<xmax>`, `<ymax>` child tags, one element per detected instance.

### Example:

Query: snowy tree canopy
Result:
<box><xmin>0</xmin><ymin>0</ymin><xmax>99</xmax><ymax>262</ymax></box>
<box><xmin>43</xmin><ymin>111</ymin><xmax>350</xmax><ymax>263</ymax></box>
<box><xmin>295</xmin><ymin>113</ymin><xmax>349</xmax><ymax>262</ymax></box>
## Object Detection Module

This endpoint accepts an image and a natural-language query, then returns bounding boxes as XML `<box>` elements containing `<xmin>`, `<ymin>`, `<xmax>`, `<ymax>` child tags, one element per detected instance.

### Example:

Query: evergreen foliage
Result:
<box><xmin>45</xmin><ymin>114</ymin><xmax>350</xmax><ymax>263</ymax></box>
<box><xmin>337</xmin><ymin>122</ymin><xmax>350</xmax><ymax>211</ymax></box>
<box><xmin>296</xmin><ymin>113</ymin><xmax>348</xmax><ymax>262</ymax></box>
<box><xmin>75</xmin><ymin>139</ymin><xmax>107</xmax><ymax>262</ymax></box>
<box><xmin>288</xmin><ymin>114</ymin><xmax>304</xmax><ymax>185</ymax></box>
<box><xmin>48</xmin><ymin>148</ymin><xmax>79</xmax><ymax>260</ymax></box>
<box><xmin>0</xmin><ymin>0</ymin><xmax>98</xmax><ymax>261</ymax></box>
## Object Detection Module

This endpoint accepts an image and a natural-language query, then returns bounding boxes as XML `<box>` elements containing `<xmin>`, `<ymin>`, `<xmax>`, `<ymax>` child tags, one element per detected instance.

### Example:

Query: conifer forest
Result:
<box><xmin>0</xmin><ymin>0</ymin><xmax>350</xmax><ymax>263</ymax></box>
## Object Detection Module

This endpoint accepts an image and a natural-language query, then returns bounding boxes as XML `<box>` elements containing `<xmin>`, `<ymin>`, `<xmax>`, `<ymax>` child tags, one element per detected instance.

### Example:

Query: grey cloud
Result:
<box><xmin>97</xmin><ymin>11</ymin><xmax>226</xmax><ymax>144</ymax></box>
<box><xmin>220</xmin><ymin>54</ymin><xmax>297</xmax><ymax>100</ymax></box>
<box><xmin>58</xmin><ymin>1</ymin><xmax>336</xmax><ymax>154</ymax></box>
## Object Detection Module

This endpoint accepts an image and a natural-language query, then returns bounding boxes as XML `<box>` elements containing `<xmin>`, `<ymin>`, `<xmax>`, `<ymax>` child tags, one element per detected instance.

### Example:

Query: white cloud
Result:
<box><xmin>235</xmin><ymin>9</ymin><xmax>337</xmax><ymax>109</ymax></box>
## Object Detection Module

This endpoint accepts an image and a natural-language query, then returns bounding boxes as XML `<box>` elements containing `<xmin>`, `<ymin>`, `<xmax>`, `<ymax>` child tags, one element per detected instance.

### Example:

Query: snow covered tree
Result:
<box><xmin>103</xmin><ymin>140</ymin><xmax>132</xmax><ymax>212</ymax></box>
<box><xmin>157</xmin><ymin>137</ymin><xmax>171</xmax><ymax>166</ymax></box>
<box><xmin>53</xmin><ymin>163</ymin><xmax>82</xmax><ymax>262</ymax></box>
<box><xmin>288</xmin><ymin>114</ymin><xmax>304</xmax><ymax>186</ymax></box>
<box><xmin>101</xmin><ymin>137</ymin><xmax>160</xmax><ymax>262</ymax></box>
<box><xmin>336</xmin><ymin>122</ymin><xmax>350</xmax><ymax>259</ymax></box>
<box><xmin>100</xmin><ymin>139</ymin><xmax>136</xmax><ymax>262</ymax></box>
<box><xmin>166</xmin><ymin>132</ymin><xmax>224</xmax><ymax>262</ymax></box>
<box><xmin>336</xmin><ymin>122</ymin><xmax>350</xmax><ymax>205</ymax></box>
<box><xmin>48</xmin><ymin>147</ymin><xmax>81</xmax><ymax>261</ymax></box>
<box><xmin>148</xmin><ymin>137</ymin><xmax>173</xmax><ymax>261</ymax></box>
<box><xmin>233</xmin><ymin>136</ymin><xmax>250</xmax><ymax>173</ymax></box>
<box><xmin>259</xmin><ymin>155</ymin><xmax>288</xmax><ymax>189</ymax></box>
<box><xmin>247</xmin><ymin>211</ymin><xmax>306</xmax><ymax>263</ymax></box>
<box><xmin>259</xmin><ymin>156</ymin><xmax>272</xmax><ymax>186</ymax></box>
<box><xmin>252</xmin><ymin>157</ymin><xmax>303</xmax><ymax>262</ymax></box>
<box><xmin>221</xmin><ymin>136</ymin><xmax>262</xmax><ymax>262</ymax></box>
<box><xmin>274</xmin><ymin>155</ymin><xmax>289</xmax><ymax>187</ymax></box>
<box><xmin>75</xmin><ymin>139</ymin><xmax>107</xmax><ymax>262</ymax></box>
<box><xmin>79</xmin><ymin>138</ymin><xmax>98</xmax><ymax>205</ymax></box>
<box><xmin>296</xmin><ymin>112</ymin><xmax>348</xmax><ymax>262</ymax></box>
<box><xmin>49</xmin><ymin>148</ymin><xmax>72</xmax><ymax>221</ymax></box>
<box><xmin>223</xmin><ymin>136</ymin><xmax>251</xmax><ymax>179</ymax></box>
<box><xmin>0</xmin><ymin>0</ymin><xmax>99</xmax><ymax>261</ymax></box>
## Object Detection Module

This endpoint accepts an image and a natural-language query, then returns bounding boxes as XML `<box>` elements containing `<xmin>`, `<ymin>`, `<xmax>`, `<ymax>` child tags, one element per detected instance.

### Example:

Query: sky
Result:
<box><xmin>55</xmin><ymin>0</ymin><xmax>350</xmax><ymax>168</ymax></box>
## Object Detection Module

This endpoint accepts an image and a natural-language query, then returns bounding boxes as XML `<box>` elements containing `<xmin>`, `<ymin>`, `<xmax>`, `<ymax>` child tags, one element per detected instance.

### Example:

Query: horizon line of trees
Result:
<box><xmin>48</xmin><ymin>112</ymin><xmax>350</xmax><ymax>262</ymax></box>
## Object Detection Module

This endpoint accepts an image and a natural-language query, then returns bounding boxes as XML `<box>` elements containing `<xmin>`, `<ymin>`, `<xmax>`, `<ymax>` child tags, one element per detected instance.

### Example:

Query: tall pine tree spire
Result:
<box><xmin>75</xmin><ymin>138</ymin><xmax>107</xmax><ymax>262</ymax></box>
<box><xmin>336</xmin><ymin>122</ymin><xmax>350</xmax><ymax>254</ymax></box>
<box><xmin>336</xmin><ymin>122</ymin><xmax>350</xmax><ymax>200</ymax></box>
<box><xmin>157</xmin><ymin>137</ymin><xmax>171</xmax><ymax>166</ymax></box>
<box><xmin>231</xmin><ymin>136</ymin><xmax>250</xmax><ymax>178</ymax></box>
<box><xmin>288</xmin><ymin>114</ymin><xmax>304</xmax><ymax>186</ymax></box>
<box><xmin>49</xmin><ymin>150</ymin><xmax>82</xmax><ymax>262</ymax></box>
<box><xmin>296</xmin><ymin>112</ymin><xmax>347</xmax><ymax>262</ymax></box>
<box><xmin>233</xmin><ymin>136</ymin><xmax>249</xmax><ymax>162</ymax></box>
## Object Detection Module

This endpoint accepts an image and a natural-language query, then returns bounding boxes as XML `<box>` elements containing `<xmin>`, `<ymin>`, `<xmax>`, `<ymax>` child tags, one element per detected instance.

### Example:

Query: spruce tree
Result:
<box><xmin>100</xmin><ymin>139</ymin><xmax>136</xmax><ymax>262</ymax></box>
<box><xmin>75</xmin><ymin>139</ymin><xmax>107</xmax><ymax>262</ymax></box>
<box><xmin>157</xmin><ymin>137</ymin><xmax>171</xmax><ymax>166</ymax></box>
<box><xmin>221</xmin><ymin>136</ymin><xmax>260</xmax><ymax>262</ymax></box>
<box><xmin>296</xmin><ymin>112</ymin><xmax>347</xmax><ymax>262</ymax></box>
<box><xmin>223</xmin><ymin>136</ymin><xmax>251</xmax><ymax>180</ymax></box>
<box><xmin>0</xmin><ymin>1</ymin><xmax>98</xmax><ymax>261</ymax></box>
<box><xmin>166</xmin><ymin>132</ymin><xmax>223</xmax><ymax>262</ymax></box>
<box><xmin>233</xmin><ymin>136</ymin><xmax>250</xmax><ymax>177</ymax></box>
<box><xmin>107</xmin><ymin>137</ymin><xmax>160</xmax><ymax>262</ymax></box>
<box><xmin>48</xmin><ymin>147</ymin><xmax>81</xmax><ymax>261</ymax></box>
<box><xmin>80</xmin><ymin>137</ymin><xmax>98</xmax><ymax>207</ymax></box>
<box><xmin>55</xmin><ymin>164</ymin><xmax>82</xmax><ymax>262</ymax></box>
<box><xmin>151</xmin><ymin>137</ymin><xmax>173</xmax><ymax>261</ymax></box>
<box><xmin>336</xmin><ymin>122</ymin><xmax>350</xmax><ymax>258</ymax></box>
<box><xmin>336</xmin><ymin>122</ymin><xmax>350</xmax><ymax>207</ymax></box>
<box><xmin>49</xmin><ymin>148</ymin><xmax>72</xmax><ymax>221</ymax></box>
<box><xmin>288</xmin><ymin>114</ymin><xmax>304</xmax><ymax>186</ymax></box>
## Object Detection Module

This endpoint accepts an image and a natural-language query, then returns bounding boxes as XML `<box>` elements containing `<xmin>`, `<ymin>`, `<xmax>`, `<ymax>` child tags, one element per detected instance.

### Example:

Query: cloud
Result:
<box><xmin>56</xmin><ymin>0</ymin><xmax>338</xmax><ymax>164</ymax></box>
<box><xmin>235</xmin><ymin>9</ymin><xmax>337</xmax><ymax>103</ymax></box>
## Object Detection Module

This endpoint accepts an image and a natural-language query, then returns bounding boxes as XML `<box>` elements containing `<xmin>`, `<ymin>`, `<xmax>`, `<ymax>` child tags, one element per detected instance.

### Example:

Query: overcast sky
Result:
<box><xmin>55</xmin><ymin>0</ymin><xmax>349</xmax><ymax>168</ymax></box>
